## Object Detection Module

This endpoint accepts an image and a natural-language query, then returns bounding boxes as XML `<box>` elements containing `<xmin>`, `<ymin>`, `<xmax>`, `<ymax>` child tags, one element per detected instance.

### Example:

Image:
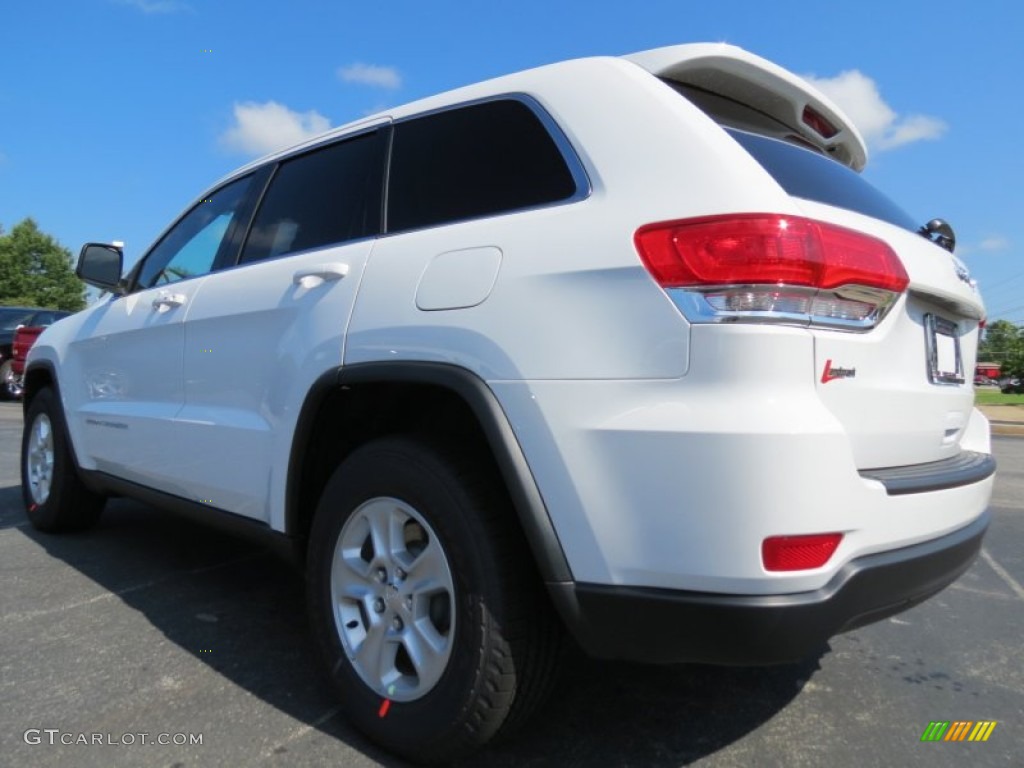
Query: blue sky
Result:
<box><xmin>2</xmin><ymin>0</ymin><xmax>1022</xmax><ymax>322</ymax></box>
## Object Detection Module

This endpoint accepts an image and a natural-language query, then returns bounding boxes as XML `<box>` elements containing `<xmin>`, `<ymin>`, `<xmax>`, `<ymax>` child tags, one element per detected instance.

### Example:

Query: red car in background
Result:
<box><xmin>0</xmin><ymin>307</ymin><xmax>70</xmax><ymax>399</ymax></box>
<box><xmin>8</xmin><ymin>326</ymin><xmax>45</xmax><ymax>398</ymax></box>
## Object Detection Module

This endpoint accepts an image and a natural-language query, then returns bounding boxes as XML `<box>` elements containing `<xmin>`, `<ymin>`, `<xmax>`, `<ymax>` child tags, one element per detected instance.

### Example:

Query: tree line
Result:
<box><xmin>0</xmin><ymin>218</ymin><xmax>87</xmax><ymax>311</ymax></box>
<box><xmin>979</xmin><ymin>319</ymin><xmax>1024</xmax><ymax>379</ymax></box>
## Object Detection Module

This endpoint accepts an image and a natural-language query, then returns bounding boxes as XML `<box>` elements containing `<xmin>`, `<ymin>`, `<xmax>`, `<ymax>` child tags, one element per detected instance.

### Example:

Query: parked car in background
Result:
<box><xmin>0</xmin><ymin>307</ymin><xmax>70</xmax><ymax>399</ymax></box>
<box><xmin>8</xmin><ymin>326</ymin><xmax>47</xmax><ymax>398</ymax></box>
<box><xmin>1000</xmin><ymin>377</ymin><xmax>1023</xmax><ymax>394</ymax></box>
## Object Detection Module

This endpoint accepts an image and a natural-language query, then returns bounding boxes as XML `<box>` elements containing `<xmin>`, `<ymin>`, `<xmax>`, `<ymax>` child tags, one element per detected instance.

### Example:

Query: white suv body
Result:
<box><xmin>23</xmin><ymin>43</ymin><xmax>993</xmax><ymax>761</ymax></box>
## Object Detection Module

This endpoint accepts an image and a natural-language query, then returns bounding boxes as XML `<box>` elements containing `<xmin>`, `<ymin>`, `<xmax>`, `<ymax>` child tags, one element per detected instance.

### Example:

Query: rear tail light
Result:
<box><xmin>762</xmin><ymin>533</ymin><xmax>843</xmax><ymax>571</ymax></box>
<box><xmin>635</xmin><ymin>214</ymin><xmax>908</xmax><ymax>330</ymax></box>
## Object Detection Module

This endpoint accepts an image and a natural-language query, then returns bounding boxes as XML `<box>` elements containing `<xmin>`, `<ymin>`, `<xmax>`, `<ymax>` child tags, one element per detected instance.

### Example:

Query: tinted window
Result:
<box><xmin>728</xmin><ymin>129</ymin><xmax>918</xmax><ymax>232</ymax></box>
<box><xmin>240</xmin><ymin>131</ymin><xmax>383</xmax><ymax>264</ymax></box>
<box><xmin>0</xmin><ymin>309</ymin><xmax>34</xmax><ymax>330</ymax></box>
<box><xmin>137</xmin><ymin>175</ymin><xmax>254</xmax><ymax>289</ymax></box>
<box><xmin>387</xmin><ymin>99</ymin><xmax>578</xmax><ymax>232</ymax></box>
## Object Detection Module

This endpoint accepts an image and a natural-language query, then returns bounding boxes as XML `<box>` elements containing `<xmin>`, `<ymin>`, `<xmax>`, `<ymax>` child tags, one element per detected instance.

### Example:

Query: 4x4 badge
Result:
<box><xmin>821</xmin><ymin>359</ymin><xmax>856</xmax><ymax>383</ymax></box>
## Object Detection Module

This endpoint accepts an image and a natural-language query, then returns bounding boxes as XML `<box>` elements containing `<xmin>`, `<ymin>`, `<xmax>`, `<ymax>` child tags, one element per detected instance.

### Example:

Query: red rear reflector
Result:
<box><xmin>762</xmin><ymin>533</ymin><xmax>843</xmax><ymax>572</ymax></box>
<box><xmin>802</xmin><ymin>105</ymin><xmax>839</xmax><ymax>139</ymax></box>
<box><xmin>634</xmin><ymin>215</ymin><xmax>909</xmax><ymax>293</ymax></box>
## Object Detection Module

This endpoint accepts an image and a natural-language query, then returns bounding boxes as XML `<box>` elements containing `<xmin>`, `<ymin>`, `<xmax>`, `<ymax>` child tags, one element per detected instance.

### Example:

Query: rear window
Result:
<box><xmin>728</xmin><ymin>128</ymin><xmax>918</xmax><ymax>232</ymax></box>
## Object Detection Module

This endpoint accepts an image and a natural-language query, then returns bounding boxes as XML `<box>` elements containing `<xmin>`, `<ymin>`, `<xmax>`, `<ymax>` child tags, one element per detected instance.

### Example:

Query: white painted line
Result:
<box><xmin>260</xmin><ymin>706</ymin><xmax>344</xmax><ymax>762</ymax></box>
<box><xmin>949</xmin><ymin>582</ymin><xmax>1018</xmax><ymax>601</ymax></box>
<box><xmin>981</xmin><ymin>547</ymin><xmax>1024</xmax><ymax>601</ymax></box>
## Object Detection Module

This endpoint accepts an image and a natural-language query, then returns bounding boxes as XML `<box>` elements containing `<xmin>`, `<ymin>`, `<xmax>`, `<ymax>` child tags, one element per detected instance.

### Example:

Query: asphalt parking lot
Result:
<box><xmin>1</xmin><ymin>400</ymin><xmax>1021</xmax><ymax>767</ymax></box>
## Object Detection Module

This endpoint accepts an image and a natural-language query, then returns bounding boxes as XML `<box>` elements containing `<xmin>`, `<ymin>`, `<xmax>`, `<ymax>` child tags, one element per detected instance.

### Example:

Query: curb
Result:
<box><xmin>991</xmin><ymin>423</ymin><xmax>1024</xmax><ymax>437</ymax></box>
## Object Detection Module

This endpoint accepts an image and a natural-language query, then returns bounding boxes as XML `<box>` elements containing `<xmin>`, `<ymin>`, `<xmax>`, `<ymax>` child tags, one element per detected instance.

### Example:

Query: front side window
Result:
<box><xmin>387</xmin><ymin>99</ymin><xmax>579</xmax><ymax>232</ymax></box>
<box><xmin>239</xmin><ymin>130</ymin><xmax>384</xmax><ymax>264</ymax></box>
<box><xmin>136</xmin><ymin>175</ymin><xmax>253</xmax><ymax>289</ymax></box>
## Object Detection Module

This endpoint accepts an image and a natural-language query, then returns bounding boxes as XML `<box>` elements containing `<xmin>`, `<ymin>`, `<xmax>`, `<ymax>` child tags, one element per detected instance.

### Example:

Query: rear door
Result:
<box><xmin>173</xmin><ymin>124</ymin><xmax>388</xmax><ymax>523</ymax></box>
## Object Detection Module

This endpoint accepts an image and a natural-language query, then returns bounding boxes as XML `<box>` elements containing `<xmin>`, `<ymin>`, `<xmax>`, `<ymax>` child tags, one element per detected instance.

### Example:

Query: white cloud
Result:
<box><xmin>115</xmin><ymin>0</ymin><xmax>191</xmax><ymax>13</ymax></box>
<box><xmin>980</xmin><ymin>236</ymin><xmax>1010</xmax><ymax>252</ymax></box>
<box><xmin>957</xmin><ymin>236</ymin><xmax>1010</xmax><ymax>257</ymax></box>
<box><xmin>220</xmin><ymin>101</ymin><xmax>331</xmax><ymax>156</ymax></box>
<box><xmin>337</xmin><ymin>63</ymin><xmax>402</xmax><ymax>90</ymax></box>
<box><xmin>804</xmin><ymin>70</ymin><xmax>947</xmax><ymax>151</ymax></box>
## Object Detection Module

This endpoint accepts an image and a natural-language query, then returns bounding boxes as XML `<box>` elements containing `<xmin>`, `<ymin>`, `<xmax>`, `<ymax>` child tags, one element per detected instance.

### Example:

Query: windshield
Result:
<box><xmin>728</xmin><ymin>128</ymin><xmax>918</xmax><ymax>232</ymax></box>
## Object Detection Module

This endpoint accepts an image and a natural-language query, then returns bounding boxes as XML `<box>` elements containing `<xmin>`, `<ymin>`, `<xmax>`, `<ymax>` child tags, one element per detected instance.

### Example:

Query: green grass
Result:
<box><xmin>975</xmin><ymin>390</ymin><xmax>1024</xmax><ymax>406</ymax></box>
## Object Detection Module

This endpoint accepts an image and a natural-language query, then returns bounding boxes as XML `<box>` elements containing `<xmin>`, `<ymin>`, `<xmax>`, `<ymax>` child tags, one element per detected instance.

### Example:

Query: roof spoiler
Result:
<box><xmin>624</xmin><ymin>43</ymin><xmax>868</xmax><ymax>172</ymax></box>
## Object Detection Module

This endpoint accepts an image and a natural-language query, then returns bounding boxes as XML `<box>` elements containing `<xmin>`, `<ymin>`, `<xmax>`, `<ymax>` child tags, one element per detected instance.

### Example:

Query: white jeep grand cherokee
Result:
<box><xmin>22</xmin><ymin>43</ymin><xmax>993</xmax><ymax>762</ymax></box>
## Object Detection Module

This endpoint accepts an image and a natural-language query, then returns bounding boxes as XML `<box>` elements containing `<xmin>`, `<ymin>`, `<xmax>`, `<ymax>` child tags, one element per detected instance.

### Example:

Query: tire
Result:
<box><xmin>21</xmin><ymin>387</ymin><xmax>105</xmax><ymax>532</ymax></box>
<box><xmin>306</xmin><ymin>436</ymin><xmax>561</xmax><ymax>763</ymax></box>
<box><xmin>0</xmin><ymin>359</ymin><xmax>18</xmax><ymax>400</ymax></box>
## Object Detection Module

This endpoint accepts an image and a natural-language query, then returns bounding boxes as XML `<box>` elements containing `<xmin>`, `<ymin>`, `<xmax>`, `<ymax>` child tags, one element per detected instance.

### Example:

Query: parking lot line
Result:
<box><xmin>980</xmin><ymin>547</ymin><xmax>1024</xmax><ymax>600</ymax></box>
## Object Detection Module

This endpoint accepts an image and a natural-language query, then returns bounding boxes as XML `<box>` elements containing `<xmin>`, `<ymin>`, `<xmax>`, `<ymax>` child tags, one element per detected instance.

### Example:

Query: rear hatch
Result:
<box><xmin>627</xmin><ymin>44</ymin><xmax>985</xmax><ymax>470</ymax></box>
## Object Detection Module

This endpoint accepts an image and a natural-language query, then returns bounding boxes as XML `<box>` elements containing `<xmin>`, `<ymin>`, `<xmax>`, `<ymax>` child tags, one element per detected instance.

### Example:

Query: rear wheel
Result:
<box><xmin>307</xmin><ymin>436</ymin><xmax>561</xmax><ymax>763</ymax></box>
<box><xmin>21</xmin><ymin>387</ymin><xmax>105</xmax><ymax>532</ymax></box>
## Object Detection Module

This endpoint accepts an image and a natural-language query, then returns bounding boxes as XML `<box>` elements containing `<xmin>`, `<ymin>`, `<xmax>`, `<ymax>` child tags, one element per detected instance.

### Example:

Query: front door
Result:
<box><xmin>64</xmin><ymin>174</ymin><xmax>257</xmax><ymax>491</ymax></box>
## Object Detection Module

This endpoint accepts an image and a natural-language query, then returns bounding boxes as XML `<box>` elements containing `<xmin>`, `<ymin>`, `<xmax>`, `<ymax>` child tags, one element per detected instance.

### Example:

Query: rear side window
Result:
<box><xmin>728</xmin><ymin>129</ymin><xmax>918</xmax><ymax>232</ymax></box>
<box><xmin>240</xmin><ymin>130</ymin><xmax>384</xmax><ymax>264</ymax></box>
<box><xmin>387</xmin><ymin>99</ymin><xmax>578</xmax><ymax>232</ymax></box>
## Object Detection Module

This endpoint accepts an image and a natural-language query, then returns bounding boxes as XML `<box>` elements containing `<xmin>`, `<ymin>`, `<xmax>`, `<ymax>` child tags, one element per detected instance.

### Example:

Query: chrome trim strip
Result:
<box><xmin>664</xmin><ymin>284</ymin><xmax>899</xmax><ymax>332</ymax></box>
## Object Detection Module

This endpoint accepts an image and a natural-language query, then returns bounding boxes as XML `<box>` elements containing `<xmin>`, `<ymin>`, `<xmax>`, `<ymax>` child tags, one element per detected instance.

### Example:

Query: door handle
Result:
<box><xmin>293</xmin><ymin>263</ymin><xmax>349</xmax><ymax>286</ymax></box>
<box><xmin>152</xmin><ymin>293</ymin><xmax>187</xmax><ymax>311</ymax></box>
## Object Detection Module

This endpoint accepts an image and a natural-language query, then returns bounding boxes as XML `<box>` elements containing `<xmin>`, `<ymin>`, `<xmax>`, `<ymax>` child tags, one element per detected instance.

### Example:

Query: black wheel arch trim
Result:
<box><xmin>286</xmin><ymin>361</ymin><xmax>573</xmax><ymax>583</ymax></box>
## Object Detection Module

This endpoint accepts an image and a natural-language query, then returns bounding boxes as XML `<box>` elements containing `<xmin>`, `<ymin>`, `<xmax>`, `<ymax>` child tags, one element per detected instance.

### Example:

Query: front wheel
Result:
<box><xmin>21</xmin><ymin>387</ymin><xmax>105</xmax><ymax>532</ymax></box>
<box><xmin>306</xmin><ymin>437</ymin><xmax>561</xmax><ymax>763</ymax></box>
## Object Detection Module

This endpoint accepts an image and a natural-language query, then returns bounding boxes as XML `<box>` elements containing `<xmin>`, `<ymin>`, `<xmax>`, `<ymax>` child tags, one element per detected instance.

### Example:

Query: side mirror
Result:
<box><xmin>77</xmin><ymin>243</ymin><xmax>125</xmax><ymax>294</ymax></box>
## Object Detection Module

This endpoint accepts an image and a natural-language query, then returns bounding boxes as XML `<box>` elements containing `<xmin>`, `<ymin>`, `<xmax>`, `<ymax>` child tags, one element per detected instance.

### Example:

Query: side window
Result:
<box><xmin>387</xmin><ymin>99</ymin><xmax>578</xmax><ymax>232</ymax></box>
<box><xmin>136</xmin><ymin>175</ymin><xmax>253</xmax><ymax>289</ymax></box>
<box><xmin>239</xmin><ymin>130</ymin><xmax>384</xmax><ymax>264</ymax></box>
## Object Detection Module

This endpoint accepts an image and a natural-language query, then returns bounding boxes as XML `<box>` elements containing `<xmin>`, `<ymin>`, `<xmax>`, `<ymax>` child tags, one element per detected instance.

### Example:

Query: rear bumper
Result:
<box><xmin>548</xmin><ymin>510</ymin><xmax>989</xmax><ymax>665</ymax></box>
